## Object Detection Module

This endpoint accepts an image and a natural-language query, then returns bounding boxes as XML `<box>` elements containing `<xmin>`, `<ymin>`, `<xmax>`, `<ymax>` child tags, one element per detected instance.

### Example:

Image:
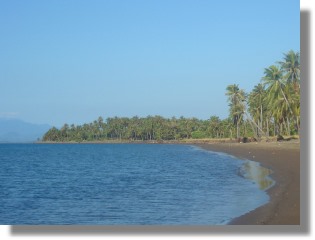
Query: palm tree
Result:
<box><xmin>225</xmin><ymin>84</ymin><xmax>246</xmax><ymax>139</ymax></box>
<box><xmin>262</xmin><ymin>65</ymin><xmax>293</xmax><ymax>115</ymax></box>
<box><xmin>278</xmin><ymin>50</ymin><xmax>300</xmax><ymax>93</ymax></box>
<box><xmin>248</xmin><ymin>84</ymin><xmax>265</xmax><ymax>131</ymax></box>
<box><xmin>262</xmin><ymin>64</ymin><xmax>302</xmax><ymax>135</ymax></box>
<box><xmin>279</xmin><ymin>50</ymin><xmax>300</xmax><ymax>134</ymax></box>
<box><xmin>209</xmin><ymin>116</ymin><xmax>221</xmax><ymax>138</ymax></box>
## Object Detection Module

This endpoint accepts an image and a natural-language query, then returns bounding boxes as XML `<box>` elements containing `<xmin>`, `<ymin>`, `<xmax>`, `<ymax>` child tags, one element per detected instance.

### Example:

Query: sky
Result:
<box><xmin>0</xmin><ymin>0</ymin><xmax>300</xmax><ymax>127</ymax></box>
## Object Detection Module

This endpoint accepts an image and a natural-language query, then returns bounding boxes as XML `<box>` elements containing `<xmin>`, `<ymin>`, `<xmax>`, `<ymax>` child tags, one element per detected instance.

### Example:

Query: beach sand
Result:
<box><xmin>196</xmin><ymin>141</ymin><xmax>300</xmax><ymax>225</ymax></box>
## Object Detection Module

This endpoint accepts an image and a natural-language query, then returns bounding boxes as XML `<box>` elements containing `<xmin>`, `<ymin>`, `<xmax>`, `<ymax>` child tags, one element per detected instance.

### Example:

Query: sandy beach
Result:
<box><xmin>196</xmin><ymin>141</ymin><xmax>300</xmax><ymax>225</ymax></box>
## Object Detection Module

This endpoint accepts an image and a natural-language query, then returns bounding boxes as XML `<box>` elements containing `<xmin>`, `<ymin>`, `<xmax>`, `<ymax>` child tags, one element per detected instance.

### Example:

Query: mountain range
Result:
<box><xmin>0</xmin><ymin>118</ymin><xmax>51</xmax><ymax>143</ymax></box>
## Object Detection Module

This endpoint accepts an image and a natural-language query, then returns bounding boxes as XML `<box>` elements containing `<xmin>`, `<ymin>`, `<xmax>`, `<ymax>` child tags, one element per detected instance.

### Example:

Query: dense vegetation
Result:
<box><xmin>43</xmin><ymin>115</ymin><xmax>235</xmax><ymax>142</ymax></box>
<box><xmin>42</xmin><ymin>50</ymin><xmax>300</xmax><ymax>142</ymax></box>
<box><xmin>232</xmin><ymin>50</ymin><xmax>300</xmax><ymax>139</ymax></box>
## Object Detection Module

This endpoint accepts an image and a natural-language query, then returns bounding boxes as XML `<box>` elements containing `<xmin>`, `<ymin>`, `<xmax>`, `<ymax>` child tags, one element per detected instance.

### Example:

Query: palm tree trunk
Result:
<box><xmin>236</xmin><ymin>123</ymin><xmax>239</xmax><ymax>139</ymax></box>
<box><xmin>287</xmin><ymin>118</ymin><xmax>291</xmax><ymax>136</ymax></box>
<box><xmin>243</xmin><ymin>111</ymin><xmax>267</xmax><ymax>140</ymax></box>
<box><xmin>260</xmin><ymin>105</ymin><xmax>263</xmax><ymax>130</ymax></box>
<box><xmin>244</xmin><ymin>122</ymin><xmax>246</xmax><ymax>136</ymax></box>
<box><xmin>283</xmin><ymin>120</ymin><xmax>289</xmax><ymax>136</ymax></box>
<box><xmin>296</xmin><ymin>116</ymin><xmax>300</xmax><ymax>135</ymax></box>
<box><xmin>280</xmin><ymin>86</ymin><xmax>293</xmax><ymax>115</ymax></box>
<box><xmin>247</xmin><ymin>118</ymin><xmax>258</xmax><ymax>140</ymax></box>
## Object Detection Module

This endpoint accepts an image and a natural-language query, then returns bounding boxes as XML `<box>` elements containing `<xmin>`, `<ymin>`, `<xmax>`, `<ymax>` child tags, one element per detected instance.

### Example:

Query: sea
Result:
<box><xmin>0</xmin><ymin>143</ymin><xmax>273</xmax><ymax>225</ymax></box>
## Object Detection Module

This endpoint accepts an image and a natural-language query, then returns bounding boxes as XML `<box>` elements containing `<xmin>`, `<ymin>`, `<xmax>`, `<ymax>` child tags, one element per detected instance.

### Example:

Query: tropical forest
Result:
<box><xmin>42</xmin><ymin>50</ymin><xmax>300</xmax><ymax>143</ymax></box>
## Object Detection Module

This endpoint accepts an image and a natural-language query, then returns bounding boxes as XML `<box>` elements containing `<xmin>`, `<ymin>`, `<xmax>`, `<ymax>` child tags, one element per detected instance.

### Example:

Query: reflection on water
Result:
<box><xmin>240</xmin><ymin>160</ymin><xmax>275</xmax><ymax>190</ymax></box>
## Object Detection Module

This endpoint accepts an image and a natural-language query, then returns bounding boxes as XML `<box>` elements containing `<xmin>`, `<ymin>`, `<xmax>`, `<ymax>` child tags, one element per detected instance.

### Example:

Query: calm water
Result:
<box><xmin>0</xmin><ymin>144</ymin><xmax>272</xmax><ymax>225</ymax></box>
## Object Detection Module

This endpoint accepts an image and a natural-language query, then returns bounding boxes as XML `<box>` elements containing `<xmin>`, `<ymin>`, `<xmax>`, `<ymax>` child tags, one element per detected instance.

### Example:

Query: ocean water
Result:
<box><xmin>0</xmin><ymin>144</ymin><xmax>271</xmax><ymax>225</ymax></box>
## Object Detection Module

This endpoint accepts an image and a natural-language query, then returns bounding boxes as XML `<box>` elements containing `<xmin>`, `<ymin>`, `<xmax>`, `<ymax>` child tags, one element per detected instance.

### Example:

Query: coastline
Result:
<box><xmin>196</xmin><ymin>141</ymin><xmax>300</xmax><ymax>225</ymax></box>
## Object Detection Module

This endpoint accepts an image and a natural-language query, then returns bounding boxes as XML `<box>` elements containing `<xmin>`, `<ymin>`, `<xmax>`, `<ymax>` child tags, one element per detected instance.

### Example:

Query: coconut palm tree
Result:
<box><xmin>263</xmin><ymin>63</ymin><xmax>301</xmax><ymax>135</ymax></box>
<box><xmin>208</xmin><ymin>116</ymin><xmax>221</xmax><ymax>138</ymax></box>
<box><xmin>279</xmin><ymin>50</ymin><xmax>300</xmax><ymax>93</ymax></box>
<box><xmin>262</xmin><ymin>65</ymin><xmax>293</xmax><ymax>115</ymax></box>
<box><xmin>248</xmin><ymin>83</ymin><xmax>266</xmax><ymax>131</ymax></box>
<box><xmin>279</xmin><ymin>50</ymin><xmax>300</xmax><ymax>133</ymax></box>
<box><xmin>225</xmin><ymin>84</ymin><xmax>246</xmax><ymax>139</ymax></box>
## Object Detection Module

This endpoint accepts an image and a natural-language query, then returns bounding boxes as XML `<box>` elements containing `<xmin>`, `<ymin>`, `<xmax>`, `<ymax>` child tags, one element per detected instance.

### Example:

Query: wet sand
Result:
<box><xmin>196</xmin><ymin>141</ymin><xmax>300</xmax><ymax>225</ymax></box>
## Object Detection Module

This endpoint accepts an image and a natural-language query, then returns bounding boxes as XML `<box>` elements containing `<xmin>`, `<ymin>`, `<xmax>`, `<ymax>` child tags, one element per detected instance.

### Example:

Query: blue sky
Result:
<box><xmin>0</xmin><ymin>0</ymin><xmax>300</xmax><ymax>127</ymax></box>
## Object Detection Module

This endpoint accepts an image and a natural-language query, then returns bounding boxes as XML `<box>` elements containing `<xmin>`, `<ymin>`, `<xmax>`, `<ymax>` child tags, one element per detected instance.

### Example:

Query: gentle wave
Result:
<box><xmin>0</xmin><ymin>143</ymin><xmax>270</xmax><ymax>225</ymax></box>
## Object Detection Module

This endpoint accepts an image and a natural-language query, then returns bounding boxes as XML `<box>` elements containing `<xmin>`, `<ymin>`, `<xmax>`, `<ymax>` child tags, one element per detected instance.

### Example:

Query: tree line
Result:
<box><xmin>42</xmin><ymin>115</ymin><xmax>236</xmax><ymax>142</ymax></box>
<box><xmin>226</xmin><ymin>50</ymin><xmax>300</xmax><ymax>140</ymax></box>
<box><xmin>42</xmin><ymin>50</ymin><xmax>300</xmax><ymax>142</ymax></box>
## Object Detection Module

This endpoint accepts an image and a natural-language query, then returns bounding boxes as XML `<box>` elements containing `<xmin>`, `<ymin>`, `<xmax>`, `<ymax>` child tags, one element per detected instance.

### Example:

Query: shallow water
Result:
<box><xmin>240</xmin><ymin>160</ymin><xmax>275</xmax><ymax>191</ymax></box>
<box><xmin>0</xmin><ymin>143</ymin><xmax>271</xmax><ymax>225</ymax></box>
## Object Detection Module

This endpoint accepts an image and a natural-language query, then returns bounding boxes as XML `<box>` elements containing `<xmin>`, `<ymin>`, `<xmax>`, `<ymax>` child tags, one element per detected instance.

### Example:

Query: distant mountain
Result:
<box><xmin>0</xmin><ymin>118</ymin><xmax>51</xmax><ymax>143</ymax></box>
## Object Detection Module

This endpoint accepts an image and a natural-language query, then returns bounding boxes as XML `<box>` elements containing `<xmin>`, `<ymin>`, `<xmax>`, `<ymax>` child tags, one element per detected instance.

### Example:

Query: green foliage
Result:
<box><xmin>42</xmin><ymin>50</ymin><xmax>300</xmax><ymax>142</ymax></box>
<box><xmin>239</xmin><ymin>50</ymin><xmax>300</xmax><ymax>138</ymax></box>
<box><xmin>225</xmin><ymin>84</ymin><xmax>246</xmax><ymax>138</ymax></box>
<box><xmin>191</xmin><ymin>131</ymin><xmax>207</xmax><ymax>139</ymax></box>
<box><xmin>42</xmin><ymin>115</ymin><xmax>241</xmax><ymax>142</ymax></box>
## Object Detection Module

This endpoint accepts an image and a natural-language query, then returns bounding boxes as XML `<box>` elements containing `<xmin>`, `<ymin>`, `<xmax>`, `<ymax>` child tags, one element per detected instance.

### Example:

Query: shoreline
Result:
<box><xmin>196</xmin><ymin>141</ymin><xmax>300</xmax><ymax>225</ymax></box>
<box><xmin>37</xmin><ymin>139</ymin><xmax>238</xmax><ymax>144</ymax></box>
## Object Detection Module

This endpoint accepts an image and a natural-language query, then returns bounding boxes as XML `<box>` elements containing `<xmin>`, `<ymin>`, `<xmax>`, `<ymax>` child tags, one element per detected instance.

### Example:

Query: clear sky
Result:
<box><xmin>0</xmin><ymin>0</ymin><xmax>300</xmax><ymax>127</ymax></box>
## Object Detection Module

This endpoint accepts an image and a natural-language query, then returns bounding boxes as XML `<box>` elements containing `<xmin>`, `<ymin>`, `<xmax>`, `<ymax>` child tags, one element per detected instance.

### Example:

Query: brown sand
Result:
<box><xmin>196</xmin><ymin>141</ymin><xmax>300</xmax><ymax>225</ymax></box>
